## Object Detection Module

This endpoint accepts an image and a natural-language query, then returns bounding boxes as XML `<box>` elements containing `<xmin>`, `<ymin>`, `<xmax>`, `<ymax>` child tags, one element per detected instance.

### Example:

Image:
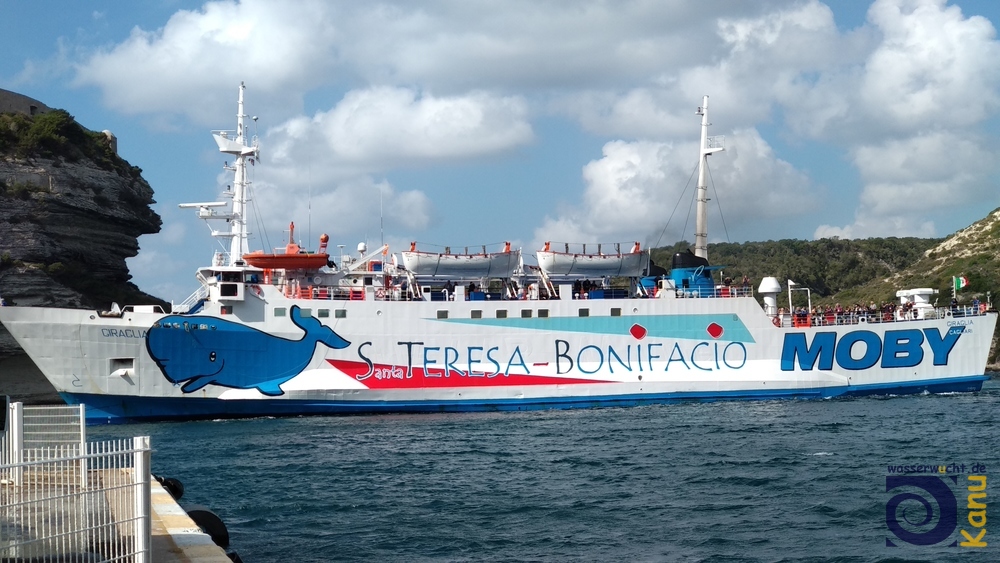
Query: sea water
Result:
<box><xmin>93</xmin><ymin>380</ymin><xmax>1000</xmax><ymax>562</ymax></box>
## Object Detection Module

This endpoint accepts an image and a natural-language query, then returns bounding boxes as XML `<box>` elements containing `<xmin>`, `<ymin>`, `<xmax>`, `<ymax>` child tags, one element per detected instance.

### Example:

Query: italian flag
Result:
<box><xmin>954</xmin><ymin>276</ymin><xmax>969</xmax><ymax>291</ymax></box>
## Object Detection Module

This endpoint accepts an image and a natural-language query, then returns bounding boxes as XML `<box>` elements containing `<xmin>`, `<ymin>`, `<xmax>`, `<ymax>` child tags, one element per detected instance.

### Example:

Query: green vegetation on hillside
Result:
<box><xmin>0</xmin><ymin>109</ymin><xmax>142</xmax><ymax>179</ymax></box>
<box><xmin>651</xmin><ymin>236</ymin><xmax>942</xmax><ymax>301</ymax></box>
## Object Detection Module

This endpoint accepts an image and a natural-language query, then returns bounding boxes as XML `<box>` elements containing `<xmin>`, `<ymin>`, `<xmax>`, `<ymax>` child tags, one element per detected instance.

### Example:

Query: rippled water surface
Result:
<box><xmin>94</xmin><ymin>380</ymin><xmax>1000</xmax><ymax>561</ymax></box>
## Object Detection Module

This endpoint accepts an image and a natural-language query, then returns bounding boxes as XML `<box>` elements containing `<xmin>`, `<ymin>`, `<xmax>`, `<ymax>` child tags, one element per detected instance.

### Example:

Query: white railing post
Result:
<box><xmin>10</xmin><ymin>401</ymin><xmax>23</xmax><ymax>486</ymax></box>
<box><xmin>133</xmin><ymin>435</ymin><xmax>152</xmax><ymax>563</ymax></box>
<box><xmin>78</xmin><ymin>404</ymin><xmax>87</xmax><ymax>488</ymax></box>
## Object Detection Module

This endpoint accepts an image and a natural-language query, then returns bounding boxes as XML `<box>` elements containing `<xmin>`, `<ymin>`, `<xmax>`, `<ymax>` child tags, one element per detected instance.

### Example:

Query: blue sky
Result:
<box><xmin>2</xmin><ymin>0</ymin><xmax>999</xmax><ymax>304</ymax></box>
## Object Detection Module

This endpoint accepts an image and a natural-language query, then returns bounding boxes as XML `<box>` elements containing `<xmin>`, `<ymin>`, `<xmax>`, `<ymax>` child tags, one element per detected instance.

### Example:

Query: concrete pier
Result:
<box><xmin>151</xmin><ymin>479</ymin><xmax>231</xmax><ymax>562</ymax></box>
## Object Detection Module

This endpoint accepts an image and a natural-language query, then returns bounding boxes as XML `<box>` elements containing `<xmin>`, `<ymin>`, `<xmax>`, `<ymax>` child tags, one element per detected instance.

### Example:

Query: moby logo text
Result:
<box><xmin>780</xmin><ymin>327</ymin><xmax>964</xmax><ymax>371</ymax></box>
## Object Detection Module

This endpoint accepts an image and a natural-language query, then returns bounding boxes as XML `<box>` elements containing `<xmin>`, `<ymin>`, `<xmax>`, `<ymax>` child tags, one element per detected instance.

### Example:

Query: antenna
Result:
<box><xmin>307</xmin><ymin>167</ymin><xmax>312</xmax><ymax>251</ymax></box>
<box><xmin>380</xmin><ymin>188</ymin><xmax>384</xmax><ymax>247</ymax></box>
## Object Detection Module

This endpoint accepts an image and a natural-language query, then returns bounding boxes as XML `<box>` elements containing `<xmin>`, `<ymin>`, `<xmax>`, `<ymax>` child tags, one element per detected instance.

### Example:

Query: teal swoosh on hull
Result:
<box><xmin>436</xmin><ymin>314</ymin><xmax>755</xmax><ymax>343</ymax></box>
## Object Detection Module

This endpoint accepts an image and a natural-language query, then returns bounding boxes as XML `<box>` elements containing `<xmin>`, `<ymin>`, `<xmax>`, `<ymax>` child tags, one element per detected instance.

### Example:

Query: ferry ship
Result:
<box><xmin>1</xmin><ymin>85</ymin><xmax>994</xmax><ymax>423</ymax></box>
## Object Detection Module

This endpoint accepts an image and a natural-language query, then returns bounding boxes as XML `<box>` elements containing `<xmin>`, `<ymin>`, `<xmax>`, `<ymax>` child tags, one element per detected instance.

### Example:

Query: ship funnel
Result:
<box><xmin>758</xmin><ymin>276</ymin><xmax>782</xmax><ymax>317</ymax></box>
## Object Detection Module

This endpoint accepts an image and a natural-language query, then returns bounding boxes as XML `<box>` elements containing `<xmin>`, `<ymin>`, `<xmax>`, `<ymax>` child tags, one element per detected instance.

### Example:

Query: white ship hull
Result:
<box><xmin>1</xmin><ymin>291</ymin><xmax>992</xmax><ymax>423</ymax></box>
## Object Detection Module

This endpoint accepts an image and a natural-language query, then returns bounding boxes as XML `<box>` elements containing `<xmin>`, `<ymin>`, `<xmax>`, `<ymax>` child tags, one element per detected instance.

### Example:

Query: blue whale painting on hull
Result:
<box><xmin>146</xmin><ymin>305</ymin><xmax>350</xmax><ymax>396</ymax></box>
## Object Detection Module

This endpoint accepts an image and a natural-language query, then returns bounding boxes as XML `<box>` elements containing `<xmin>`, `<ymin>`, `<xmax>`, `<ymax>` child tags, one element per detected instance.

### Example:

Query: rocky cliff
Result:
<box><xmin>0</xmin><ymin>101</ymin><xmax>164</xmax><ymax>357</ymax></box>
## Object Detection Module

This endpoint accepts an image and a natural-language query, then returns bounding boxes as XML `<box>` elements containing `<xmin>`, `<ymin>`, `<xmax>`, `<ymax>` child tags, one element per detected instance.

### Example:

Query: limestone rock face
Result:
<box><xmin>0</xmin><ymin>155</ymin><xmax>163</xmax><ymax>357</ymax></box>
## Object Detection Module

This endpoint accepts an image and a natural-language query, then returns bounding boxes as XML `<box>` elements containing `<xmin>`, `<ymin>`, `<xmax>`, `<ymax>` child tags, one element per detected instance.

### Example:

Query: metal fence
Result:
<box><xmin>0</xmin><ymin>403</ymin><xmax>151</xmax><ymax>562</ymax></box>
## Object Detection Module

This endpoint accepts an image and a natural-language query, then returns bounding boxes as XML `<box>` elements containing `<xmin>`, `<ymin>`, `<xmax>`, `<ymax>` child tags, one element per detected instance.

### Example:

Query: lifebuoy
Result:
<box><xmin>375</xmin><ymin>288</ymin><xmax>386</xmax><ymax>299</ymax></box>
<box><xmin>772</xmin><ymin>316</ymin><xmax>780</xmax><ymax>327</ymax></box>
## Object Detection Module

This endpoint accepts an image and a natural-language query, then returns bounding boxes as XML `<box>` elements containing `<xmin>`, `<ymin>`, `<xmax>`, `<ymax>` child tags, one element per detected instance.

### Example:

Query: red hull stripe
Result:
<box><xmin>327</xmin><ymin>359</ymin><xmax>603</xmax><ymax>389</ymax></box>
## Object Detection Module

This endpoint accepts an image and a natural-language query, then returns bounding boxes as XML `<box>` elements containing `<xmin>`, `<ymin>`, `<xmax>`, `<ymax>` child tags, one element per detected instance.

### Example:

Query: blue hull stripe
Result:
<box><xmin>62</xmin><ymin>375</ymin><xmax>989</xmax><ymax>424</ymax></box>
<box><xmin>439</xmin><ymin>314</ymin><xmax>755</xmax><ymax>343</ymax></box>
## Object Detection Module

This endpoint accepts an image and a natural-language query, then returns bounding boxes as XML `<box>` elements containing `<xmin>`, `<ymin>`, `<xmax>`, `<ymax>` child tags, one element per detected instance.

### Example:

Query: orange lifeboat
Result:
<box><xmin>243</xmin><ymin>223</ymin><xmax>330</xmax><ymax>270</ymax></box>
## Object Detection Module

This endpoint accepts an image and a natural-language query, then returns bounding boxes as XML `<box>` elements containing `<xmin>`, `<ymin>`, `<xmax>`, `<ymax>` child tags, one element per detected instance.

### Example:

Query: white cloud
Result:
<box><xmin>246</xmin><ymin>175</ymin><xmax>432</xmax><ymax>247</ymax></box>
<box><xmin>73</xmin><ymin>0</ymin><xmax>340</xmax><ymax>122</ymax></box>
<box><xmin>265</xmin><ymin>87</ymin><xmax>533</xmax><ymax>172</ymax></box>
<box><xmin>62</xmin><ymin>0</ymin><xmax>1000</xmax><ymax>252</ymax></box>
<box><xmin>786</xmin><ymin>0</ymin><xmax>1000</xmax><ymax>238</ymax></box>
<box><xmin>314</xmin><ymin>88</ymin><xmax>532</xmax><ymax>166</ymax></box>
<box><xmin>338</xmin><ymin>0</ymin><xmax>752</xmax><ymax>92</ymax></box>
<box><xmin>244</xmin><ymin>86</ymin><xmax>532</xmax><ymax>243</ymax></box>
<box><xmin>853</xmin><ymin>132</ymin><xmax>996</xmax><ymax>211</ymax></box>
<box><xmin>861</xmin><ymin>0</ymin><xmax>1000</xmax><ymax>131</ymax></box>
<box><xmin>533</xmin><ymin>128</ymin><xmax>818</xmax><ymax>248</ymax></box>
<box><xmin>815</xmin><ymin>131</ymin><xmax>1000</xmax><ymax>237</ymax></box>
<box><xmin>814</xmin><ymin>215</ymin><xmax>936</xmax><ymax>239</ymax></box>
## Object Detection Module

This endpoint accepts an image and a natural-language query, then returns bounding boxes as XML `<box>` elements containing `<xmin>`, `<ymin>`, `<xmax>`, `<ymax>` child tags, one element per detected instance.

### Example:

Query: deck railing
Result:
<box><xmin>773</xmin><ymin>305</ymin><xmax>988</xmax><ymax>328</ymax></box>
<box><xmin>0</xmin><ymin>403</ymin><xmax>151</xmax><ymax>562</ymax></box>
<box><xmin>173</xmin><ymin>284</ymin><xmax>210</xmax><ymax>313</ymax></box>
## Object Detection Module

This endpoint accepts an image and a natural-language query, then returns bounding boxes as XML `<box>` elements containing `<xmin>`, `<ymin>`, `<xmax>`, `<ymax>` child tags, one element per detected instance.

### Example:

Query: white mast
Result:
<box><xmin>693</xmin><ymin>96</ymin><xmax>725</xmax><ymax>261</ymax></box>
<box><xmin>182</xmin><ymin>82</ymin><xmax>260</xmax><ymax>266</ymax></box>
<box><xmin>217</xmin><ymin>82</ymin><xmax>258</xmax><ymax>265</ymax></box>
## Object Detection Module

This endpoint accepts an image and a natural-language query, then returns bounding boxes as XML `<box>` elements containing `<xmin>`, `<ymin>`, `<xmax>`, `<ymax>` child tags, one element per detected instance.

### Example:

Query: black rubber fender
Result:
<box><xmin>152</xmin><ymin>474</ymin><xmax>185</xmax><ymax>500</ymax></box>
<box><xmin>162</xmin><ymin>477</ymin><xmax>185</xmax><ymax>500</ymax></box>
<box><xmin>183</xmin><ymin>504</ymin><xmax>230</xmax><ymax>548</ymax></box>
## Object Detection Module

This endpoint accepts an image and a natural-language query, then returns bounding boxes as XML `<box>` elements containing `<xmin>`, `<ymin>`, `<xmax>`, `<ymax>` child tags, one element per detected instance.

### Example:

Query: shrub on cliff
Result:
<box><xmin>0</xmin><ymin>110</ymin><xmax>130</xmax><ymax>176</ymax></box>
